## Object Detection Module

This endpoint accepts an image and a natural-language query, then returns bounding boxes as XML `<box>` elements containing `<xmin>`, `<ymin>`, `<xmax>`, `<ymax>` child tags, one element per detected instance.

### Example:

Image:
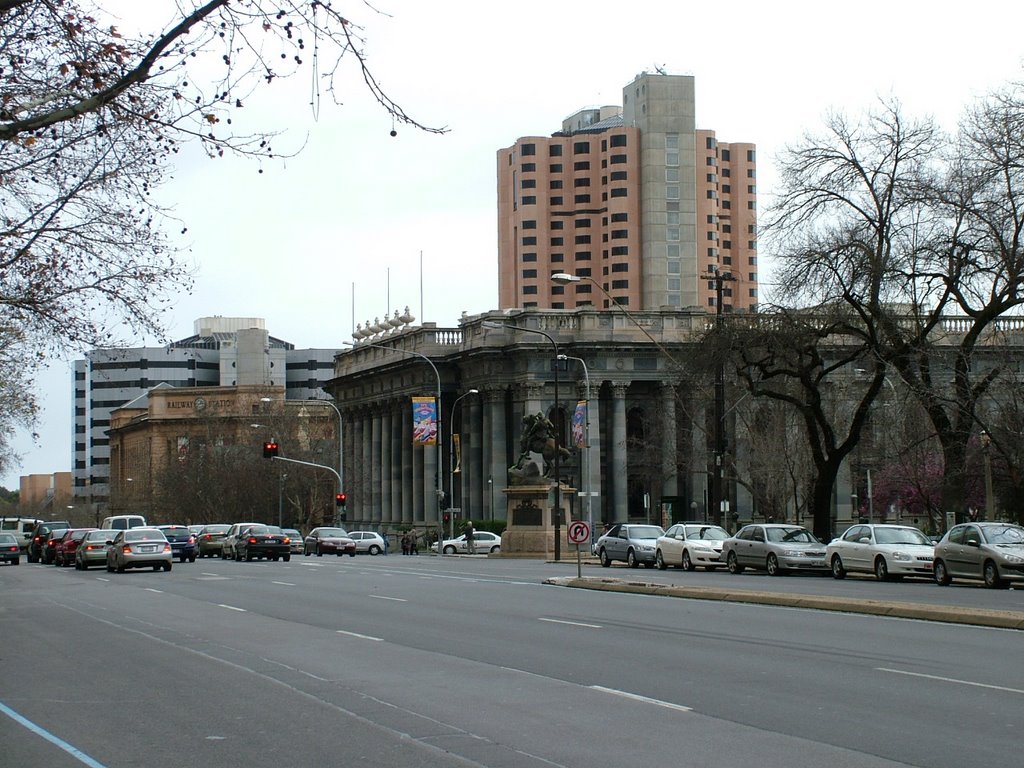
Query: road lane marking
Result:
<box><xmin>336</xmin><ymin>630</ymin><xmax>384</xmax><ymax>642</ymax></box>
<box><xmin>878</xmin><ymin>667</ymin><xmax>1024</xmax><ymax>695</ymax></box>
<box><xmin>589</xmin><ymin>686</ymin><xmax>693</xmax><ymax>712</ymax></box>
<box><xmin>0</xmin><ymin>700</ymin><xmax>108</xmax><ymax>767</ymax></box>
<box><xmin>271</xmin><ymin>581</ymin><xmax>295</xmax><ymax>586</ymax></box>
<box><xmin>144</xmin><ymin>588</ymin><xmax>163</xmax><ymax>594</ymax></box>
<box><xmin>538</xmin><ymin>617</ymin><xmax>602</xmax><ymax>629</ymax></box>
<box><xmin>217</xmin><ymin>604</ymin><xmax>246</xmax><ymax>612</ymax></box>
<box><xmin>369</xmin><ymin>595</ymin><xmax>407</xmax><ymax>602</ymax></box>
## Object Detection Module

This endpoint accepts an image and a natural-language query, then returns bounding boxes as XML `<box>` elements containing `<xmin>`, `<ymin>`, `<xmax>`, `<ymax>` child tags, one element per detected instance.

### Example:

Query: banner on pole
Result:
<box><xmin>453</xmin><ymin>433</ymin><xmax>462</xmax><ymax>473</ymax></box>
<box><xmin>571</xmin><ymin>401</ymin><xmax>587</xmax><ymax>448</ymax></box>
<box><xmin>412</xmin><ymin>396</ymin><xmax>437</xmax><ymax>445</ymax></box>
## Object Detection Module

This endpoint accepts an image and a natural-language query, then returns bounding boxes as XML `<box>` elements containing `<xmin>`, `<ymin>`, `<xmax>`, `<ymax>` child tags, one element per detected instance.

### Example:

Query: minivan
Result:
<box><xmin>101</xmin><ymin>514</ymin><xmax>148</xmax><ymax>531</ymax></box>
<box><xmin>0</xmin><ymin>517</ymin><xmax>44</xmax><ymax>552</ymax></box>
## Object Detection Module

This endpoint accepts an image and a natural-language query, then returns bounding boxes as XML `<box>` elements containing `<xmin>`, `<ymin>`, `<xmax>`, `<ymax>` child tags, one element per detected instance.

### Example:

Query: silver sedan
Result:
<box><xmin>105</xmin><ymin>528</ymin><xmax>173</xmax><ymax>573</ymax></box>
<box><xmin>826</xmin><ymin>524</ymin><xmax>934</xmax><ymax>580</ymax></box>
<box><xmin>595</xmin><ymin>524</ymin><xmax>665</xmax><ymax>568</ymax></box>
<box><xmin>656</xmin><ymin>522</ymin><xmax>728</xmax><ymax>571</ymax></box>
<box><xmin>722</xmin><ymin>523</ymin><xmax>828</xmax><ymax>576</ymax></box>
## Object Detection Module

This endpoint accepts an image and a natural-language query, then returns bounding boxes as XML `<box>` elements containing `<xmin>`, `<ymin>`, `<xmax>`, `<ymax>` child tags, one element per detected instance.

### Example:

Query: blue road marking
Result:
<box><xmin>0</xmin><ymin>700</ymin><xmax>108</xmax><ymax>768</ymax></box>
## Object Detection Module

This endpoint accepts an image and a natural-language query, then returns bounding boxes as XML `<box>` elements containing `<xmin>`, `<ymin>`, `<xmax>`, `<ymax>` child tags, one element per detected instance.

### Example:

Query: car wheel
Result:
<box><xmin>349</xmin><ymin>551</ymin><xmax>356</xmax><ymax>557</ymax></box>
<box><xmin>727</xmin><ymin>551</ymin><xmax>744</xmax><ymax>574</ymax></box>
<box><xmin>189</xmin><ymin>555</ymin><xmax>196</xmax><ymax>563</ymax></box>
<box><xmin>316</xmin><ymin>545</ymin><xmax>323</xmax><ymax>557</ymax></box>
<box><xmin>656</xmin><ymin>550</ymin><xmax>667</xmax><ymax>570</ymax></box>
<box><xmin>599</xmin><ymin>548</ymin><xmax>611</xmax><ymax>567</ymax></box>
<box><xmin>490</xmin><ymin>546</ymin><xmax>500</xmax><ymax>553</ymax></box>
<box><xmin>246</xmin><ymin>551</ymin><xmax>254</xmax><ymax>562</ymax></box>
<box><xmin>443</xmin><ymin>545</ymin><xmax>457</xmax><ymax>555</ymax></box>
<box><xmin>179</xmin><ymin>555</ymin><xmax>186</xmax><ymax>563</ymax></box>
<box><xmin>831</xmin><ymin>555</ymin><xmax>847</xmax><ymax>579</ymax></box>
<box><xmin>12</xmin><ymin>557</ymin><xmax>18</xmax><ymax>565</ymax></box>
<box><xmin>75</xmin><ymin>559</ymin><xmax>82</xmax><ymax>570</ymax></box>
<box><xmin>106</xmin><ymin>561</ymin><xmax>114</xmax><ymax>572</ymax></box>
<box><xmin>152</xmin><ymin>565</ymin><xmax>160</xmax><ymax>571</ymax></box>
<box><xmin>682</xmin><ymin>550</ymin><xmax>696</xmax><ymax>572</ymax></box>
<box><xmin>368</xmin><ymin>545</ymin><xmax>381</xmax><ymax>555</ymax></box>
<box><xmin>283</xmin><ymin>555</ymin><xmax>291</xmax><ymax>562</ymax></box>
<box><xmin>164</xmin><ymin>562</ymin><xmax>172</xmax><ymax>572</ymax></box>
<box><xmin>874</xmin><ymin>556</ymin><xmax>890</xmax><ymax>581</ymax></box>
<box><xmin>983</xmin><ymin>559</ymin><xmax>1008</xmax><ymax>589</ymax></box>
<box><xmin>627</xmin><ymin>549</ymin><xmax>640</xmax><ymax>568</ymax></box>
<box><xmin>116</xmin><ymin>562</ymin><xmax>125</xmax><ymax>573</ymax></box>
<box><xmin>934</xmin><ymin>558</ymin><xmax>952</xmax><ymax>586</ymax></box>
<box><xmin>766</xmin><ymin>553</ymin><xmax>782</xmax><ymax>576</ymax></box>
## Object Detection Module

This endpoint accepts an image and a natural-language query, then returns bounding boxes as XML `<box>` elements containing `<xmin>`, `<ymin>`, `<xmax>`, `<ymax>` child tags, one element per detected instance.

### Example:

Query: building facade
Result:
<box><xmin>497</xmin><ymin>72</ymin><xmax>757</xmax><ymax>314</ymax></box>
<box><xmin>73</xmin><ymin>316</ymin><xmax>338</xmax><ymax>514</ymax></box>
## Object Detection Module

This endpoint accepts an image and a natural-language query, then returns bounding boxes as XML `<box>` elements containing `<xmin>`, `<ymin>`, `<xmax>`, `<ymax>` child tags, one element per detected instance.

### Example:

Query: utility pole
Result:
<box><xmin>704</xmin><ymin>267</ymin><xmax>735</xmax><ymax>527</ymax></box>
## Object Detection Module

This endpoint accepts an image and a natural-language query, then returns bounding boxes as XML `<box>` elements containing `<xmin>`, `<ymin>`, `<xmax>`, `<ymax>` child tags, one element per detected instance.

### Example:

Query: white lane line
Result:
<box><xmin>538</xmin><ymin>617</ymin><xmax>602</xmax><ymax>629</ymax></box>
<box><xmin>271</xmin><ymin>581</ymin><xmax>295</xmax><ymax>586</ymax></box>
<box><xmin>144</xmin><ymin>588</ymin><xmax>163</xmax><ymax>594</ymax></box>
<box><xmin>336</xmin><ymin>629</ymin><xmax>384</xmax><ymax>642</ymax></box>
<box><xmin>590</xmin><ymin>686</ymin><xmax>693</xmax><ymax>713</ymax></box>
<box><xmin>878</xmin><ymin>667</ymin><xmax>1024</xmax><ymax>695</ymax></box>
<box><xmin>369</xmin><ymin>595</ymin><xmax>407</xmax><ymax>602</ymax></box>
<box><xmin>217</xmin><ymin>604</ymin><xmax>246</xmax><ymax>612</ymax></box>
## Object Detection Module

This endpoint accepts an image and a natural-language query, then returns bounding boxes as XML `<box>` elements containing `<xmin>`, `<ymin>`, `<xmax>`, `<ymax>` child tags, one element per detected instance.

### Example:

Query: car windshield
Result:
<box><xmin>70</xmin><ymin>530</ymin><xmax>91</xmax><ymax>541</ymax></box>
<box><xmin>283</xmin><ymin>529</ymin><xmax>300</xmax><ymax>537</ymax></box>
<box><xmin>874</xmin><ymin>527</ymin><xmax>931</xmax><ymax>545</ymax></box>
<box><xmin>767</xmin><ymin>527</ymin><xmax>817</xmax><ymax>543</ymax></box>
<box><xmin>159</xmin><ymin>527</ymin><xmax>190</xmax><ymax>540</ymax></box>
<box><xmin>125</xmin><ymin>529</ymin><xmax>166</xmax><ymax>542</ymax></box>
<box><xmin>317</xmin><ymin>528</ymin><xmax>349</xmax><ymax>537</ymax></box>
<box><xmin>685</xmin><ymin>526</ymin><xmax>727</xmax><ymax>541</ymax></box>
<box><xmin>202</xmin><ymin>525</ymin><xmax>230</xmax><ymax>534</ymax></box>
<box><xmin>85</xmin><ymin>530</ymin><xmax>116</xmax><ymax>541</ymax></box>
<box><xmin>982</xmin><ymin>525</ymin><xmax>1024</xmax><ymax>545</ymax></box>
<box><xmin>0</xmin><ymin>533</ymin><xmax>16</xmax><ymax>544</ymax></box>
<box><xmin>628</xmin><ymin>526</ymin><xmax>665</xmax><ymax>539</ymax></box>
<box><xmin>247</xmin><ymin>525</ymin><xmax>270</xmax><ymax>535</ymax></box>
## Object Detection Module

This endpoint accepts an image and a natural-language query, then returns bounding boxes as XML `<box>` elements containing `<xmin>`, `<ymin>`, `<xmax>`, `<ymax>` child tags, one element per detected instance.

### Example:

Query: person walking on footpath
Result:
<box><xmin>465</xmin><ymin>521</ymin><xmax>476</xmax><ymax>555</ymax></box>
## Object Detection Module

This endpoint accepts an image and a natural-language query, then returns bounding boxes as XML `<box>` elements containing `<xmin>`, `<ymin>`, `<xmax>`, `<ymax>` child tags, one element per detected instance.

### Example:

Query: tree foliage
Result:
<box><xmin>1</xmin><ymin>0</ymin><xmax>441</xmax><ymax>463</ymax></box>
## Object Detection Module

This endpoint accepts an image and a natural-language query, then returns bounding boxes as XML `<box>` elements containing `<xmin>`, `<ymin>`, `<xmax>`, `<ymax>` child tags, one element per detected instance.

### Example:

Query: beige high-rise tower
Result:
<box><xmin>497</xmin><ymin>72</ymin><xmax>757</xmax><ymax>312</ymax></box>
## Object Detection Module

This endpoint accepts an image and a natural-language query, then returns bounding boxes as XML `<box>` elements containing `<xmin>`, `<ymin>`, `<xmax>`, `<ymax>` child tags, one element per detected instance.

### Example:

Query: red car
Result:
<box><xmin>54</xmin><ymin>528</ymin><xmax>97</xmax><ymax>567</ymax></box>
<box><xmin>303</xmin><ymin>527</ymin><xmax>356</xmax><ymax>557</ymax></box>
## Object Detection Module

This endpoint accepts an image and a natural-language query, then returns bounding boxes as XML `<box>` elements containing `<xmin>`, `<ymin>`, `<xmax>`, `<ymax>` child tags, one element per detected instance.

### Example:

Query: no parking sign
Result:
<box><xmin>568</xmin><ymin>520</ymin><xmax>591</xmax><ymax>545</ymax></box>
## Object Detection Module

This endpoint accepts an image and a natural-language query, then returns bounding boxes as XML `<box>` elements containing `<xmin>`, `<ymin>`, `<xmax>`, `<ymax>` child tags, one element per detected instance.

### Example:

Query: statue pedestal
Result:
<box><xmin>498</xmin><ymin>483</ymin><xmax>575</xmax><ymax>559</ymax></box>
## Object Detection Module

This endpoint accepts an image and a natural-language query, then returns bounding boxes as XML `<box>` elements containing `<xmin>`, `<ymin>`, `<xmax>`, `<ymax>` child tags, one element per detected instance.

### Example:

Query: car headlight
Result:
<box><xmin>781</xmin><ymin>549</ymin><xmax>803</xmax><ymax>557</ymax></box>
<box><xmin>692</xmin><ymin>544</ymin><xmax>713</xmax><ymax>552</ymax></box>
<box><xmin>638</xmin><ymin>544</ymin><xmax>655</xmax><ymax>551</ymax></box>
<box><xmin>1001</xmin><ymin>553</ymin><xmax>1024</xmax><ymax>564</ymax></box>
<box><xmin>891</xmin><ymin>551</ymin><xmax>912</xmax><ymax>561</ymax></box>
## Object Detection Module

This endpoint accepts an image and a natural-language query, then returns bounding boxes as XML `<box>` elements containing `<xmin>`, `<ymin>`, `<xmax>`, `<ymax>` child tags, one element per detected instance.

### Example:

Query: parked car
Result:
<box><xmin>933</xmin><ymin>522</ymin><xmax>1024</xmax><ymax>589</ymax></box>
<box><xmin>431</xmin><ymin>531</ymin><xmax>502</xmax><ymax>555</ymax></box>
<box><xmin>195</xmin><ymin>524</ymin><xmax>231</xmax><ymax>558</ymax></box>
<box><xmin>349</xmin><ymin>531</ymin><xmax>388</xmax><ymax>555</ymax></box>
<box><xmin>26</xmin><ymin>520</ymin><xmax>71</xmax><ymax>563</ymax></box>
<box><xmin>106</xmin><ymin>528</ymin><xmax>173</xmax><ymax>572</ymax></box>
<box><xmin>595</xmin><ymin>524</ymin><xmax>665</xmax><ymax>568</ymax></box>
<box><xmin>303</xmin><ymin>527</ymin><xmax>356</xmax><ymax>557</ymax></box>
<box><xmin>155</xmin><ymin>525</ymin><xmax>198</xmax><ymax>563</ymax></box>
<box><xmin>231</xmin><ymin>524</ymin><xmax>291</xmax><ymax>562</ymax></box>
<box><xmin>75</xmin><ymin>530</ymin><xmax>118</xmax><ymax>570</ymax></box>
<box><xmin>826</xmin><ymin>524</ymin><xmax>935</xmax><ymax>580</ymax></box>
<box><xmin>0</xmin><ymin>516</ymin><xmax>43</xmax><ymax>552</ymax></box>
<box><xmin>656</xmin><ymin>522</ymin><xmax>729</xmax><ymax>571</ymax></box>
<box><xmin>282</xmin><ymin>528</ymin><xmax>304</xmax><ymax>555</ymax></box>
<box><xmin>100</xmin><ymin>514</ymin><xmax>148</xmax><ymax>531</ymax></box>
<box><xmin>723</xmin><ymin>524</ymin><xmax>828</xmax><ymax>576</ymax></box>
<box><xmin>54</xmin><ymin>528</ymin><xmax>97</xmax><ymax>567</ymax></box>
<box><xmin>0</xmin><ymin>532</ymin><xmax>20</xmax><ymax>565</ymax></box>
<box><xmin>40</xmin><ymin>527</ymin><xmax>71</xmax><ymax>565</ymax></box>
<box><xmin>220</xmin><ymin>522</ymin><xmax>260</xmax><ymax>559</ymax></box>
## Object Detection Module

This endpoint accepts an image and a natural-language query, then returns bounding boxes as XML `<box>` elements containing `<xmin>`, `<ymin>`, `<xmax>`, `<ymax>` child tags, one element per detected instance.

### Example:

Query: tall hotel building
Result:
<box><xmin>498</xmin><ymin>72</ymin><xmax>757</xmax><ymax>312</ymax></box>
<box><xmin>72</xmin><ymin>316</ymin><xmax>338</xmax><ymax>510</ymax></box>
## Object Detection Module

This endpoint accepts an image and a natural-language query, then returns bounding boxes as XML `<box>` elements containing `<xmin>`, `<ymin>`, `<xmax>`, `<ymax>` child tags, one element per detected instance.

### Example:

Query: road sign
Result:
<box><xmin>567</xmin><ymin>520</ymin><xmax>591</xmax><ymax>545</ymax></box>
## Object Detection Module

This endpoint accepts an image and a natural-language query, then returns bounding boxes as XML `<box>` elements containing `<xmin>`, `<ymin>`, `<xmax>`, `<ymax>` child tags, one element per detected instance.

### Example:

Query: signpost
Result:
<box><xmin>568</xmin><ymin>520</ymin><xmax>591</xmax><ymax>579</ymax></box>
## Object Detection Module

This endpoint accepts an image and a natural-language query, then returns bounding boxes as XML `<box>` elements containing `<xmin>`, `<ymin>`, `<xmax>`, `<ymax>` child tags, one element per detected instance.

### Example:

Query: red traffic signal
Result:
<box><xmin>262</xmin><ymin>440</ymin><xmax>279</xmax><ymax>458</ymax></box>
<box><xmin>335</xmin><ymin>492</ymin><xmax>347</xmax><ymax>508</ymax></box>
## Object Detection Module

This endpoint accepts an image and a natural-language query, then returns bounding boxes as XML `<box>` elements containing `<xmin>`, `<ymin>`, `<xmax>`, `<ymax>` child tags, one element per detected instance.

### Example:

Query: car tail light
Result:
<box><xmin>163</xmin><ymin>543</ymin><xmax>171</xmax><ymax>553</ymax></box>
<box><xmin>282</xmin><ymin>537</ymin><xmax>290</xmax><ymax>544</ymax></box>
<box><xmin>188</xmin><ymin>535</ymin><xmax>196</xmax><ymax>544</ymax></box>
<box><xmin>85</xmin><ymin>544</ymin><xmax>101</xmax><ymax>551</ymax></box>
<box><xmin>247</xmin><ymin>537</ymin><xmax>257</xmax><ymax>544</ymax></box>
<box><xmin>5</xmin><ymin>545</ymin><xmax>16</xmax><ymax>552</ymax></box>
<box><xmin>122</xmin><ymin>545</ymin><xmax>132</xmax><ymax>554</ymax></box>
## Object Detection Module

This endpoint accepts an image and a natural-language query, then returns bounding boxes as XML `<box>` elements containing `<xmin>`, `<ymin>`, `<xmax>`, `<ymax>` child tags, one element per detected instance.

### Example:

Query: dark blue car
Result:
<box><xmin>155</xmin><ymin>525</ymin><xmax>197</xmax><ymax>563</ymax></box>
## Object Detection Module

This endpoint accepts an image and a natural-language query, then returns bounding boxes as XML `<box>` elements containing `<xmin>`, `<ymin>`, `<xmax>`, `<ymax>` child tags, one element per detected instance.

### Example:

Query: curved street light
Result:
<box><xmin>450</xmin><ymin>389</ymin><xmax>480</xmax><ymax>539</ymax></box>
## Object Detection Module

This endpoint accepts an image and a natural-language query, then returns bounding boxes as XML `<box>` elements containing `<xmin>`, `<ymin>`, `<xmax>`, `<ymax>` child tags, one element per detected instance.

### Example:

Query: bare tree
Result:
<box><xmin>1</xmin><ymin>0</ymin><xmax>443</xmax><ymax>451</ymax></box>
<box><xmin>767</xmin><ymin>89</ymin><xmax>1024</xmax><ymax>523</ymax></box>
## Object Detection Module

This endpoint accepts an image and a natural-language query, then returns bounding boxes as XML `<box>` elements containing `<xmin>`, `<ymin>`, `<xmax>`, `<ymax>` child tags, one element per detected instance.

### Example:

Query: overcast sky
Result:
<box><xmin>5</xmin><ymin>0</ymin><xmax>1023</xmax><ymax>490</ymax></box>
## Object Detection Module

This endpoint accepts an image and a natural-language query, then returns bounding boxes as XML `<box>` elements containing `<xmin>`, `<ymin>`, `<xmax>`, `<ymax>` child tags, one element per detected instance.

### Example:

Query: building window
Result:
<box><xmin>705</xmin><ymin>136</ymin><xmax>716</xmax><ymax>149</ymax></box>
<box><xmin>576</xmin><ymin>283</ymin><xmax>592</xmax><ymax>294</ymax></box>
<box><xmin>576</xmin><ymin>267</ymin><xmax>592</xmax><ymax>277</ymax></box>
<box><xmin>747</xmin><ymin>149</ymin><xmax>756</xmax><ymax>162</ymax></box>
<box><xmin>522</xmin><ymin>285</ymin><xmax>538</xmax><ymax>294</ymax></box>
<box><xmin>522</xmin><ymin>220</ymin><xmax>537</xmax><ymax>230</ymax></box>
<box><xmin>667</xmin><ymin>186</ymin><xmax>680</xmax><ymax>200</ymax></box>
<box><xmin>550</xmin><ymin>196</ymin><xmax>564</xmax><ymax>206</ymax></box>
<box><xmin>749</xmin><ymin>287</ymin><xmax>758</xmax><ymax>298</ymax></box>
<box><xmin>550</xmin><ymin>179</ymin><xmax>563</xmax><ymax>189</ymax></box>
<box><xmin>748</xmin><ymin>200</ymin><xmax>756</xmax><ymax>210</ymax></box>
<box><xmin>667</xmin><ymin>260</ymin><xmax>680</xmax><ymax>274</ymax></box>
<box><xmin>723</xmin><ymin>240</ymin><xmax>732</xmax><ymax>249</ymax></box>
<box><xmin>721</xmin><ymin>148</ymin><xmax>731</xmax><ymax>161</ymax></box>
<box><xmin>522</xmin><ymin>236</ymin><xmax>537</xmax><ymax>246</ymax></box>
<box><xmin>552</xmin><ymin>253</ymin><xmax>564</xmax><ymax>262</ymax></box>
<box><xmin>611</xmin><ymin>246</ymin><xmax>628</xmax><ymax>256</ymax></box>
<box><xmin>610</xmin><ymin>134</ymin><xmax>627</xmax><ymax>147</ymax></box>
<box><xmin>522</xmin><ymin>143</ymin><xmax>536</xmax><ymax>156</ymax></box>
<box><xmin>667</xmin><ymin>134</ymin><xmax>679</xmax><ymax>149</ymax></box>
<box><xmin>573</xmin><ymin>141</ymin><xmax>590</xmax><ymax>154</ymax></box>
<box><xmin>706</xmin><ymin>156</ymin><xmax>717</xmax><ymax>166</ymax></box>
<box><xmin>574</xmin><ymin>178</ymin><xmax>591</xmax><ymax>187</ymax></box>
<box><xmin>722</xmin><ymin>199</ymin><xmax>731</xmax><ymax>209</ymax></box>
<box><xmin>611</xmin><ymin>229</ymin><xmax>628</xmax><ymax>240</ymax></box>
<box><xmin>550</xmin><ymin>145</ymin><xmax>562</xmax><ymax>157</ymax></box>
<box><xmin>723</xmin><ymin>168</ymin><xmax>731</xmax><ymax>177</ymax></box>
<box><xmin>748</xmin><ymin>168</ymin><xmax>756</xmax><ymax>178</ymax></box>
<box><xmin>610</xmin><ymin>188</ymin><xmax>627</xmax><ymax>198</ymax></box>
<box><xmin>521</xmin><ymin>179</ymin><xmax>536</xmax><ymax>189</ymax></box>
<box><xmin>609</xmin><ymin>171</ymin><xmax>628</xmax><ymax>181</ymax></box>
<box><xmin>611</xmin><ymin>212</ymin><xmax>628</xmax><ymax>222</ymax></box>
<box><xmin>666</xmin><ymin>168</ymin><xmax>679</xmax><ymax>183</ymax></box>
<box><xmin>551</xmin><ymin>284</ymin><xmax>565</xmax><ymax>296</ymax></box>
<box><xmin>521</xmin><ymin>162</ymin><xmax>536</xmax><ymax>172</ymax></box>
<box><xmin>574</xmin><ymin>161</ymin><xmax>590</xmax><ymax>171</ymax></box>
<box><xmin>522</xmin><ymin>252</ymin><xmax>537</xmax><ymax>262</ymax></box>
<box><xmin>668</xmin><ymin>277</ymin><xmax>680</xmax><ymax>291</ymax></box>
<box><xmin>575</xmin><ymin>218</ymin><xmax>591</xmax><ymax>227</ymax></box>
<box><xmin>667</xmin><ymin>227</ymin><xmax>680</xmax><ymax>241</ymax></box>
<box><xmin>575</xmin><ymin>251</ymin><xmax>592</xmax><ymax>260</ymax></box>
<box><xmin>722</xmin><ymin>223</ymin><xmax>732</xmax><ymax>233</ymax></box>
<box><xmin>611</xmin><ymin>262</ymin><xmax>629</xmax><ymax>272</ymax></box>
<box><xmin>748</xmin><ymin>184</ymin><xmax>756</xmax><ymax>194</ymax></box>
<box><xmin>574</xmin><ymin>194</ymin><xmax>591</xmax><ymax>203</ymax></box>
<box><xmin>551</xmin><ymin>220</ymin><xmax>564</xmax><ymax>230</ymax></box>
<box><xmin>666</xmin><ymin>151</ymin><xmax>679</xmax><ymax>166</ymax></box>
<box><xmin>522</xmin><ymin>269</ymin><xmax>537</xmax><ymax>278</ymax></box>
<box><xmin>722</xmin><ymin>184</ymin><xmax>731</xmax><ymax>194</ymax></box>
<box><xmin>749</xmin><ymin>272</ymin><xmax>757</xmax><ymax>281</ymax></box>
<box><xmin>575</xmin><ymin>234</ymin><xmax>591</xmax><ymax>244</ymax></box>
<box><xmin>550</xmin><ymin>163</ymin><xmax>563</xmax><ymax>173</ymax></box>
<box><xmin>706</xmin><ymin>173</ymin><xmax>717</xmax><ymax>183</ymax></box>
<box><xmin>551</xmin><ymin>237</ymin><xmax>564</xmax><ymax>246</ymax></box>
<box><xmin>610</xmin><ymin>154</ymin><xmax>628</xmax><ymax>164</ymax></box>
<box><xmin>668</xmin><ymin>244</ymin><xmax>680</xmax><ymax>258</ymax></box>
<box><xmin>748</xmin><ymin>255</ymin><xmax>757</xmax><ymax>265</ymax></box>
<box><xmin>521</xmin><ymin>196</ymin><xmax>536</xmax><ymax>205</ymax></box>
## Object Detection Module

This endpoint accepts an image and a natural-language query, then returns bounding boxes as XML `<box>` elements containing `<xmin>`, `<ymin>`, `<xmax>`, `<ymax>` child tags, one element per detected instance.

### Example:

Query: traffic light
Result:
<box><xmin>262</xmin><ymin>440</ymin><xmax>278</xmax><ymax>458</ymax></box>
<box><xmin>335</xmin><ymin>492</ymin><xmax>347</xmax><ymax>508</ymax></box>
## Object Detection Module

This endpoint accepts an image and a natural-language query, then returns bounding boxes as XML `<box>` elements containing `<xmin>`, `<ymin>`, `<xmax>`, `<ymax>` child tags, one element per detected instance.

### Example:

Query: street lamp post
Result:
<box><xmin>482</xmin><ymin>320</ymin><xmax>564</xmax><ymax>561</ymax></box>
<box><xmin>981</xmin><ymin>430</ymin><xmax>994</xmax><ymax>521</ymax></box>
<box><xmin>343</xmin><ymin>340</ymin><xmax>446</xmax><ymax>554</ymax></box>
<box><xmin>450</xmin><ymin>389</ymin><xmax>480</xmax><ymax>536</ymax></box>
<box><xmin>559</xmin><ymin>354</ymin><xmax>595</xmax><ymax>545</ymax></box>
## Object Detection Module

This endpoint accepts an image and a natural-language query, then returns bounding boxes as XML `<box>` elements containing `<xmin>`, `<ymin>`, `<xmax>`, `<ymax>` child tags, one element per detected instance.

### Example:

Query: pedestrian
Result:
<box><xmin>465</xmin><ymin>520</ymin><xmax>475</xmax><ymax>555</ymax></box>
<box><xmin>400</xmin><ymin>532</ymin><xmax>410</xmax><ymax>555</ymax></box>
<box><xmin>409</xmin><ymin>532</ymin><xmax>418</xmax><ymax>555</ymax></box>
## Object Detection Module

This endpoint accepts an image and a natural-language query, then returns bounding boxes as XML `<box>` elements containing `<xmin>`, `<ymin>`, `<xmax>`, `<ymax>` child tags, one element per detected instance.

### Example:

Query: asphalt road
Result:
<box><xmin>1</xmin><ymin>554</ymin><xmax>1020</xmax><ymax>767</ymax></box>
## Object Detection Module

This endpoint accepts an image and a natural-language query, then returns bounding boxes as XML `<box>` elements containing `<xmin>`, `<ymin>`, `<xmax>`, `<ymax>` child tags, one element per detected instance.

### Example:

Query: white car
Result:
<box><xmin>656</xmin><ymin>522</ymin><xmax>729</xmax><ymax>571</ymax></box>
<box><xmin>432</xmin><ymin>531</ymin><xmax>501</xmax><ymax>555</ymax></box>
<box><xmin>349</xmin><ymin>531</ymin><xmax>387</xmax><ymax>555</ymax></box>
<box><xmin>826</xmin><ymin>523</ymin><xmax>935</xmax><ymax>580</ymax></box>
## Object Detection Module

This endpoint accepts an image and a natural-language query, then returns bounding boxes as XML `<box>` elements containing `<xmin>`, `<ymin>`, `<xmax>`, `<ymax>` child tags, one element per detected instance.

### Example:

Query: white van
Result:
<box><xmin>0</xmin><ymin>517</ymin><xmax>44</xmax><ymax>551</ymax></box>
<box><xmin>101</xmin><ymin>514</ymin><xmax>148</xmax><ymax>531</ymax></box>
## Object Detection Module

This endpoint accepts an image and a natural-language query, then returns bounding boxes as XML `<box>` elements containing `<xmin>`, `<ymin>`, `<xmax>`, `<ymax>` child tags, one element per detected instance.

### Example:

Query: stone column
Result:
<box><xmin>611</xmin><ymin>382</ymin><xmax>629</xmax><ymax>522</ymax></box>
<box><xmin>486</xmin><ymin>388</ymin><xmax>507</xmax><ymax>522</ymax></box>
<box><xmin>380</xmin><ymin>404</ymin><xmax>393</xmax><ymax>526</ymax></box>
<box><xmin>371</xmin><ymin>407</ymin><xmax>382</xmax><ymax>525</ymax></box>
<box><xmin>468</xmin><ymin>397</ymin><xmax>484</xmax><ymax>520</ymax></box>
<box><xmin>689</xmin><ymin>400</ymin><xmax>709</xmax><ymax>521</ymax></box>
<box><xmin>661</xmin><ymin>382</ymin><xmax>679</xmax><ymax>503</ymax></box>
<box><xmin>361</xmin><ymin>409</ymin><xmax>373</xmax><ymax>525</ymax></box>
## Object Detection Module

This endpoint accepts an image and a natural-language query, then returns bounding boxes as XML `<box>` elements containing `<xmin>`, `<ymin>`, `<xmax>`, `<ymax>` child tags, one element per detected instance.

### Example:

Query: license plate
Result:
<box><xmin>139</xmin><ymin>545</ymin><xmax>156</xmax><ymax>553</ymax></box>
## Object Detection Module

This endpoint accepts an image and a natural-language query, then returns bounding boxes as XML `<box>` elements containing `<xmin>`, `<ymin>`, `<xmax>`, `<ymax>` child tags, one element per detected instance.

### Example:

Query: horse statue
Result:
<box><xmin>508</xmin><ymin>412</ymin><xmax>572</xmax><ymax>485</ymax></box>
